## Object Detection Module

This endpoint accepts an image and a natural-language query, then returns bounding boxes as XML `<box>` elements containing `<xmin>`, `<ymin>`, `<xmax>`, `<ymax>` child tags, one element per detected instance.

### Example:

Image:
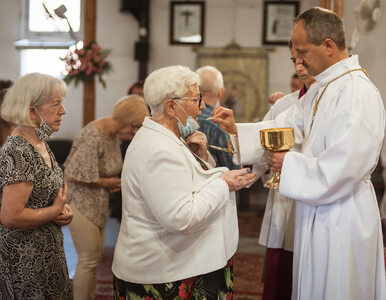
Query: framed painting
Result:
<box><xmin>262</xmin><ymin>1</ymin><xmax>299</xmax><ymax>45</ymax></box>
<box><xmin>170</xmin><ymin>1</ymin><xmax>205</xmax><ymax>45</ymax></box>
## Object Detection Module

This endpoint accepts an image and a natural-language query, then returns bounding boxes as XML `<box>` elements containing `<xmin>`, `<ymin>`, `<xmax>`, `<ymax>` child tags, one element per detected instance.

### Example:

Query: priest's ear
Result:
<box><xmin>323</xmin><ymin>38</ymin><xmax>335</xmax><ymax>57</ymax></box>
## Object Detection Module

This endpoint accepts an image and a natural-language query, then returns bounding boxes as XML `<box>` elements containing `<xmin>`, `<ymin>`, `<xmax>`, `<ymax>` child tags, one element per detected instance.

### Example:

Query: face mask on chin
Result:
<box><xmin>173</xmin><ymin>101</ymin><xmax>200</xmax><ymax>139</ymax></box>
<box><xmin>33</xmin><ymin>107</ymin><xmax>54</xmax><ymax>141</ymax></box>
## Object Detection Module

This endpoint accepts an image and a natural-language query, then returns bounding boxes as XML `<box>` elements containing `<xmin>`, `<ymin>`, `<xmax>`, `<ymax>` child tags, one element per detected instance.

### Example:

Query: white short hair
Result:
<box><xmin>1</xmin><ymin>73</ymin><xmax>67</xmax><ymax>126</ymax></box>
<box><xmin>143</xmin><ymin>65</ymin><xmax>199</xmax><ymax>115</ymax></box>
<box><xmin>196</xmin><ymin>65</ymin><xmax>224</xmax><ymax>96</ymax></box>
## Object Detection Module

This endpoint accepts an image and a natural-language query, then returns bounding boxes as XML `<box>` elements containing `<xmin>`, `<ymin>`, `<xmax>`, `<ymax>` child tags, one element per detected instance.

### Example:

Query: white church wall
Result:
<box><xmin>0</xmin><ymin>0</ymin><xmax>385</xmax><ymax>139</ymax></box>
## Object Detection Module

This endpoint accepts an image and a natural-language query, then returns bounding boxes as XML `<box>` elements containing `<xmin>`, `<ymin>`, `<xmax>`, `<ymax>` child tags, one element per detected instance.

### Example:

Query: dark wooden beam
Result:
<box><xmin>83</xmin><ymin>0</ymin><xmax>96</xmax><ymax>126</ymax></box>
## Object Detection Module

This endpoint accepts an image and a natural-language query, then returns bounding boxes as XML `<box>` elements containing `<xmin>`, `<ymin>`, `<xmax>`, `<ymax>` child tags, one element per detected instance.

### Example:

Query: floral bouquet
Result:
<box><xmin>61</xmin><ymin>41</ymin><xmax>112</xmax><ymax>88</ymax></box>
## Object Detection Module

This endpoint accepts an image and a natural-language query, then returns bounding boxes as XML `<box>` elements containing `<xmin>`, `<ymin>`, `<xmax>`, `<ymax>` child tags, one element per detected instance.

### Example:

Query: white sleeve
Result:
<box><xmin>280</xmin><ymin>90</ymin><xmax>385</xmax><ymax>206</ymax></box>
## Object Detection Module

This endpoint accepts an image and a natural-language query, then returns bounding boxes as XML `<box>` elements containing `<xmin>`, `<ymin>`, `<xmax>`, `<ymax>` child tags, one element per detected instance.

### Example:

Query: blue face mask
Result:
<box><xmin>174</xmin><ymin>101</ymin><xmax>200</xmax><ymax>139</ymax></box>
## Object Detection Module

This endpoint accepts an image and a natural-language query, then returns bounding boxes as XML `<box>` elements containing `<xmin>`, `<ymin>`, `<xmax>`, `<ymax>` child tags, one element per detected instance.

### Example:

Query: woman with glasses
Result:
<box><xmin>112</xmin><ymin>65</ymin><xmax>256</xmax><ymax>300</ymax></box>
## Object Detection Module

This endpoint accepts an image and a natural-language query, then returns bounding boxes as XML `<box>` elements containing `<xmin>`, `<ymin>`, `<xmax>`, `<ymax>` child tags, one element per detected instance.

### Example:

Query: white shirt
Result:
<box><xmin>112</xmin><ymin>117</ymin><xmax>238</xmax><ymax>284</ymax></box>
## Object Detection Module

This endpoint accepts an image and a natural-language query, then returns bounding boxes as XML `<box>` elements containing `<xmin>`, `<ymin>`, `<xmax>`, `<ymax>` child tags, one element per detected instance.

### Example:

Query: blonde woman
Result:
<box><xmin>0</xmin><ymin>73</ymin><xmax>72</xmax><ymax>299</ymax></box>
<box><xmin>64</xmin><ymin>95</ymin><xmax>149</xmax><ymax>300</ymax></box>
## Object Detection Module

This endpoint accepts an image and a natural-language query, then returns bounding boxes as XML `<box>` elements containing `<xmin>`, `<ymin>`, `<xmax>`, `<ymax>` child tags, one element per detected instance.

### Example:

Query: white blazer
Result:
<box><xmin>112</xmin><ymin>117</ymin><xmax>238</xmax><ymax>284</ymax></box>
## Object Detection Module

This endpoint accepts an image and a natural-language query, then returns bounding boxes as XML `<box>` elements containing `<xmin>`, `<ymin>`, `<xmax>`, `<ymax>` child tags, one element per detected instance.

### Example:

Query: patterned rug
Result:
<box><xmin>94</xmin><ymin>211</ymin><xmax>265</xmax><ymax>299</ymax></box>
<box><xmin>94</xmin><ymin>251</ymin><xmax>265</xmax><ymax>300</ymax></box>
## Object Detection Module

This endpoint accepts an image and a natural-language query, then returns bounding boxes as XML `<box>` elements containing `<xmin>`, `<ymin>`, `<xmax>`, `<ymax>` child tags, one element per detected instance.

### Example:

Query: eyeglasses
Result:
<box><xmin>172</xmin><ymin>93</ymin><xmax>203</xmax><ymax>107</ymax></box>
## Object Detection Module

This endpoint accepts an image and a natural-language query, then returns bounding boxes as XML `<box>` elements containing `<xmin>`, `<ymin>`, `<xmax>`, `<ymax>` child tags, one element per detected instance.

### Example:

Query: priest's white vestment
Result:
<box><xmin>233</xmin><ymin>91</ymin><xmax>300</xmax><ymax>250</ymax></box>
<box><xmin>235</xmin><ymin>55</ymin><xmax>386</xmax><ymax>300</ymax></box>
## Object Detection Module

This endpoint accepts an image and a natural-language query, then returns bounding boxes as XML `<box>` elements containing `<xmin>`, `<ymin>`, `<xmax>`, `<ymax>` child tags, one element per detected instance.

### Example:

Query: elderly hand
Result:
<box><xmin>267</xmin><ymin>92</ymin><xmax>285</xmax><ymax>104</ymax></box>
<box><xmin>53</xmin><ymin>204</ymin><xmax>73</xmax><ymax>226</ymax></box>
<box><xmin>52</xmin><ymin>183</ymin><xmax>67</xmax><ymax>214</ymax></box>
<box><xmin>210</xmin><ymin>107</ymin><xmax>237</xmax><ymax>135</ymax></box>
<box><xmin>269</xmin><ymin>151</ymin><xmax>288</xmax><ymax>172</ymax></box>
<box><xmin>186</xmin><ymin>131</ymin><xmax>208</xmax><ymax>161</ymax></box>
<box><xmin>221</xmin><ymin>168</ymin><xmax>257</xmax><ymax>192</ymax></box>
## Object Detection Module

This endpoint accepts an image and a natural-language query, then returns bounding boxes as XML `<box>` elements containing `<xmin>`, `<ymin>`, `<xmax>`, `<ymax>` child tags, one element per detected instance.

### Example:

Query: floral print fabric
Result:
<box><xmin>0</xmin><ymin>136</ymin><xmax>72</xmax><ymax>299</ymax></box>
<box><xmin>114</xmin><ymin>258</ymin><xmax>233</xmax><ymax>300</ymax></box>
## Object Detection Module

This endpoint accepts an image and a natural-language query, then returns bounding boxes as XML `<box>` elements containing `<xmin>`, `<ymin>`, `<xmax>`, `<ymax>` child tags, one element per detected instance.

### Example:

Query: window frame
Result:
<box><xmin>17</xmin><ymin>0</ymin><xmax>84</xmax><ymax>49</ymax></box>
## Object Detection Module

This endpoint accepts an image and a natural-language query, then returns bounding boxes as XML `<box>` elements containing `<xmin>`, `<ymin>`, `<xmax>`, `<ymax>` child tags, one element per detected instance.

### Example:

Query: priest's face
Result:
<box><xmin>290</xmin><ymin>47</ymin><xmax>314</xmax><ymax>88</ymax></box>
<box><xmin>291</xmin><ymin>20</ymin><xmax>329</xmax><ymax>76</ymax></box>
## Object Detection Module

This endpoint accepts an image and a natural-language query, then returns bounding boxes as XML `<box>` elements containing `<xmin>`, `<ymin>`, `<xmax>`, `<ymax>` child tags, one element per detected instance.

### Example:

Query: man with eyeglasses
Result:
<box><xmin>196</xmin><ymin>66</ymin><xmax>240</xmax><ymax>170</ymax></box>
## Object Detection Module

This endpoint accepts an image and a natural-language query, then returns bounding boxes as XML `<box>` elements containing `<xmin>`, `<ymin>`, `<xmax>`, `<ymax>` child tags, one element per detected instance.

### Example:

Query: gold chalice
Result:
<box><xmin>260</xmin><ymin>127</ymin><xmax>295</xmax><ymax>189</ymax></box>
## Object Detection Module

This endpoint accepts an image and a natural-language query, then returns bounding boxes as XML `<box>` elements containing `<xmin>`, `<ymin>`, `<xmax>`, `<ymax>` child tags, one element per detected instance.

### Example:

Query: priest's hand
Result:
<box><xmin>269</xmin><ymin>151</ymin><xmax>288</xmax><ymax>172</ymax></box>
<box><xmin>210</xmin><ymin>107</ymin><xmax>237</xmax><ymax>135</ymax></box>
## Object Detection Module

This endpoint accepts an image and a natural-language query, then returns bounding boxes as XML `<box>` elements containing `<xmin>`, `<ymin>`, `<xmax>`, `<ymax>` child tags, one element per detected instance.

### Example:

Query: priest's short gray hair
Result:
<box><xmin>143</xmin><ymin>65</ymin><xmax>199</xmax><ymax>115</ymax></box>
<box><xmin>294</xmin><ymin>7</ymin><xmax>346</xmax><ymax>50</ymax></box>
<box><xmin>1</xmin><ymin>73</ymin><xmax>67</xmax><ymax>127</ymax></box>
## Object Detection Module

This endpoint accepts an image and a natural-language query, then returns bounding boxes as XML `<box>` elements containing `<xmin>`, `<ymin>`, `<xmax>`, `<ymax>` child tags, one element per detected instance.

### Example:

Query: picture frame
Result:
<box><xmin>170</xmin><ymin>1</ymin><xmax>205</xmax><ymax>45</ymax></box>
<box><xmin>262</xmin><ymin>1</ymin><xmax>299</xmax><ymax>45</ymax></box>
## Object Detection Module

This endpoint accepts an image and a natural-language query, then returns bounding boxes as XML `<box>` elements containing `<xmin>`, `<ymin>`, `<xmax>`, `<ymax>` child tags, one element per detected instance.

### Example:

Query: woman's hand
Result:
<box><xmin>211</xmin><ymin>107</ymin><xmax>237</xmax><ymax>135</ymax></box>
<box><xmin>53</xmin><ymin>204</ymin><xmax>73</xmax><ymax>226</ymax></box>
<box><xmin>100</xmin><ymin>177</ymin><xmax>121</xmax><ymax>193</ymax></box>
<box><xmin>186</xmin><ymin>131</ymin><xmax>208</xmax><ymax>161</ymax></box>
<box><xmin>66</xmin><ymin>175</ymin><xmax>121</xmax><ymax>193</ymax></box>
<box><xmin>52</xmin><ymin>183</ymin><xmax>67</xmax><ymax>214</ymax></box>
<box><xmin>221</xmin><ymin>168</ymin><xmax>257</xmax><ymax>192</ymax></box>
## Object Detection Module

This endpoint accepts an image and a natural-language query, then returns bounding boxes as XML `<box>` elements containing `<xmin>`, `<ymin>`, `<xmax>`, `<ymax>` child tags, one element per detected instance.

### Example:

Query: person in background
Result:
<box><xmin>212</xmin><ymin>7</ymin><xmax>386</xmax><ymax>300</ymax></box>
<box><xmin>196</xmin><ymin>65</ymin><xmax>239</xmax><ymax>170</ymax></box>
<box><xmin>0</xmin><ymin>73</ymin><xmax>72</xmax><ymax>299</ymax></box>
<box><xmin>127</xmin><ymin>80</ymin><xmax>144</xmax><ymax>97</ymax></box>
<box><xmin>290</xmin><ymin>73</ymin><xmax>303</xmax><ymax>92</ymax></box>
<box><xmin>112</xmin><ymin>65</ymin><xmax>256</xmax><ymax>299</ymax></box>
<box><xmin>0</xmin><ymin>80</ymin><xmax>14</xmax><ymax>146</ymax></box>
<box><xmin>64</xmin><ymin>95</ymin><xmax>149</xmax><ymax>300</ymax></box>
<box><xmin>110</xmin><ymin>82</ymin><xmax>150</xmax><ymax>222</ymax></box>
<box><xmin>266</xmin><ymin>72</ymin><xmax>305</xmax><ymax>106</ymax></box>
<box><xmin>237</xmin><ymin>40</ymin><xmax>315</xmax><ymax>300</ymax></box>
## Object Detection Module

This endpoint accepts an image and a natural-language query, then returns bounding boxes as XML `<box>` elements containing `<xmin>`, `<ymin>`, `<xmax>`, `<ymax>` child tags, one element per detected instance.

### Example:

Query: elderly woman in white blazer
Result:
<box><xmin>112</xmin><ymin>65</ymin><xmax>256</xmax><ymax>299</ymax></box>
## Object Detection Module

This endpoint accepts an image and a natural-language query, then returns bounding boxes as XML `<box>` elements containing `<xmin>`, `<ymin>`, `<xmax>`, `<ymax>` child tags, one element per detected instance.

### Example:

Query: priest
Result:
<box><xmin>211</xmin><ymin>7</ymin><xmax>386</xmax><ymax>300</ymax></box>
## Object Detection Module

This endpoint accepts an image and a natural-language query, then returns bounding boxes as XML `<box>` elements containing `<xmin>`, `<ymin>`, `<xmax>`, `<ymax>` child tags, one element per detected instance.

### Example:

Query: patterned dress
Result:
<box><xmin>0</xmin><ymin>136</ymin><xmax>72</xmax><ymax>300</ymax></box>
<box><xmin>64</xmin><ymin>122</ymin><xmax>122</xmax><ymax>229</ymax></box>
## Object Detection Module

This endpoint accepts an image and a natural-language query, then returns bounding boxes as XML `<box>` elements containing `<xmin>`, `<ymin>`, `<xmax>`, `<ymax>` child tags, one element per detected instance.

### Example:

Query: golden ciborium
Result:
<box><xmin>260</xmin><ymin>127</ymin><xmax>295</xmax><ymax>189</ymax></box>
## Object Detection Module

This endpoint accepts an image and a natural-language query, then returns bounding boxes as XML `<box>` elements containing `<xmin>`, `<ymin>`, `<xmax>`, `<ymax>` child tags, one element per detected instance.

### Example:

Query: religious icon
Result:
<box><xmin>170</xmin><ymin>1</ymin><xmax>205</xmax><ymax>45</ymax></box>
